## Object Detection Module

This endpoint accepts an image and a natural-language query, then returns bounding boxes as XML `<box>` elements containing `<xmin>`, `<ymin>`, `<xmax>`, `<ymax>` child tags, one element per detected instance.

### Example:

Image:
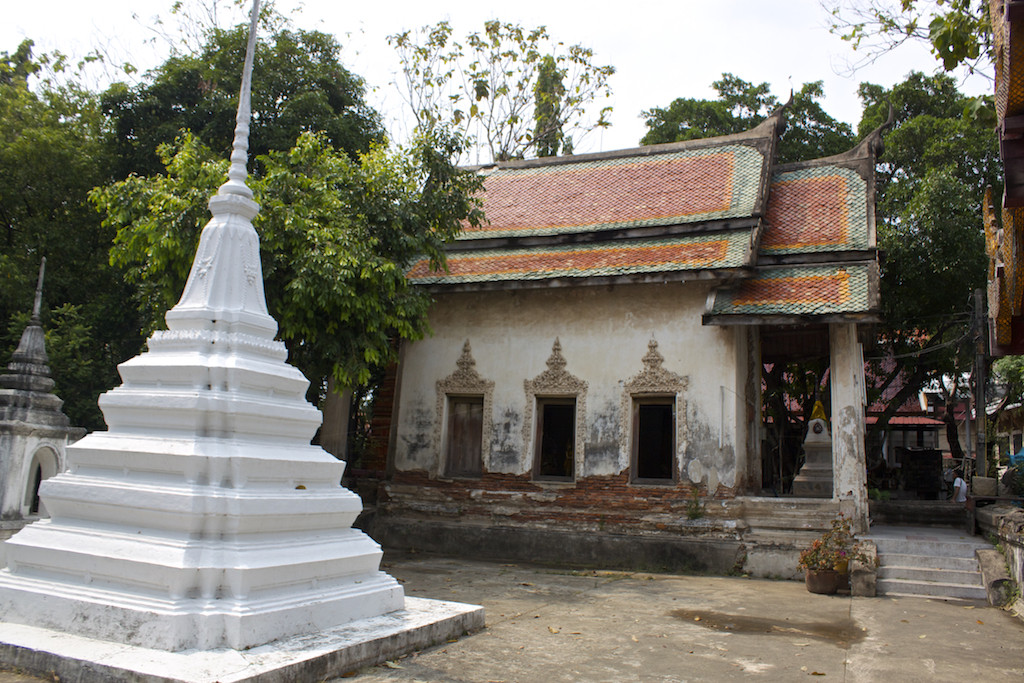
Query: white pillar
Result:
<box><xmin>829</xmin><ymin>322</ymin><xmax>868</xmax><ymax>530</ymax></box>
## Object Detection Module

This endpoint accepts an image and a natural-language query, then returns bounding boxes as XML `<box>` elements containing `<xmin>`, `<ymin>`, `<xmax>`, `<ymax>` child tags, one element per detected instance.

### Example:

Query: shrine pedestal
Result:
<box><xmin>792</xmin><ymin>418</ymin><xmax>833</xmax><ymax>498</ymax></box>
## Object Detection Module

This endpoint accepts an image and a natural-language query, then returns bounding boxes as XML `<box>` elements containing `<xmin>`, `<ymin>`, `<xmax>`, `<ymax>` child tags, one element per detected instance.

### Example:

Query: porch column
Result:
<box><xmin>829</xmin><ymin>322</ymin><xmax>868</xmax><ymax>530</ymax></box>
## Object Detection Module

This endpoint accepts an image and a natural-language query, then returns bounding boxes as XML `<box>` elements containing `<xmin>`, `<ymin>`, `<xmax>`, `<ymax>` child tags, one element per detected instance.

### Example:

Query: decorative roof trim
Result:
<box><xmin>410</xmin><ymin>232</ymin><xmax>755</xmax><ymax>286</ymax></box>
<box><xmin>703</xmin><ymin>261</ymin><xmax>880</xmax><ymax>323</ymax></box>
<box><xmin>466</xmin><ymin>113</ymin><xmax>783</xmax><ymax>173</ymax></box>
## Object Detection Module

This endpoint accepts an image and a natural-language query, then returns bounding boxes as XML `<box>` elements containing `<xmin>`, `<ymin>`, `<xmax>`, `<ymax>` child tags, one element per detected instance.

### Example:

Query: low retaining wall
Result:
<box><xmin>975</xmin><ymin>504</ymin><xmax>1024</xmax><ymax>620</ymax></box>
<box><xmin>371</xmin><ymin>518</ymin><xmax>746</xmax><ymax>575</ymax></box>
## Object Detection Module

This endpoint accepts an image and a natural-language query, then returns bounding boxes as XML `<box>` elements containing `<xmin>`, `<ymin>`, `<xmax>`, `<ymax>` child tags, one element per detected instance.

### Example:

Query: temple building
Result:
<box><xmin>369</xmin><ymin>111</ymin><xmax>884</xmax><ymax>575</ymax></box>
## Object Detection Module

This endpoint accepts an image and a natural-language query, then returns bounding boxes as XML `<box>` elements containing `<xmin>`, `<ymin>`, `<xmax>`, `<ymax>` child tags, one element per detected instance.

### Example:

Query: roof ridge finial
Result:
<box><xmin>218</xmin><ymin>0</ymin><xmax>261</xmax><ymax>200</ymax></box>
<box><xmin>31</xmin><ymin>257</ymin><xmax>46</xmax><ymax>323</ymax></box>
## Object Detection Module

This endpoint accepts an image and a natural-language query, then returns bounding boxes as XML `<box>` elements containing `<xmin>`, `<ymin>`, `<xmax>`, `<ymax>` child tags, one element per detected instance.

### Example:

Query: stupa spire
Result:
<box><xmin>30</xmin><ymin>257</ymin><xmax>45</xmax><ymax>323</ymax></box>
<box><xmin>165</xmin><ymin>0</ymin><xmax>273</xmax><ymax>337</ymax></box>
<box><xmin>2</xmin><ymin>258</ymin><xmax>53</xmax><ymax>393</ymax></box>
<box><xmin>218</xmin><ymin>0</ymin><xmax>260</xmax><ymax>200</ymax></box>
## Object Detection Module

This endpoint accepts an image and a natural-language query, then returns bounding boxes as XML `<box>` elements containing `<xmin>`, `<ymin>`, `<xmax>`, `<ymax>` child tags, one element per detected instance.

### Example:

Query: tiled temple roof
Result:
<box><xmin>705</xmin><ymin>263</ymin><xmax>879</xmax><ymax>320</ymax></box>
<box><xmin>462</xmin><ymin>143</ymin><xmax>768</xmax><ymax>240</ymax></box>
<box><xmin>410</xmin><ymin>113</ymin><xmax>883</xmax><ymax>323</ymax></box>
<box><xmin>409</xmin><ymin>232</ymin><xmax>752</xmax><ymax>285</ymax></box>
<box><xmin>760</xmin><ymin>165</ymin><xmax>869</xmax><ymax>254</ymax></box>
<box><xmin>704</xmin><ymin>133</ymin><xmax>882</xmax><ymax>325</ymax></box>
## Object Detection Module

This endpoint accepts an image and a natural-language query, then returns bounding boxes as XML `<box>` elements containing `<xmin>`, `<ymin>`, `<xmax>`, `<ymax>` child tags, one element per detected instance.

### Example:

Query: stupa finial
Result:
<box><xmin>218</xmin><ymin>0</ymin><xmax>261</xmax><ymax>199</ymax></box>
<box><xmin>166</xmin><ymin>0</ymin><xmax>274</xmax><ymax>334</ymax></box>
<box><xmin>31</xmin><ymin>257</ymin><xmax>45</xmax><ymax>324</ymax></box>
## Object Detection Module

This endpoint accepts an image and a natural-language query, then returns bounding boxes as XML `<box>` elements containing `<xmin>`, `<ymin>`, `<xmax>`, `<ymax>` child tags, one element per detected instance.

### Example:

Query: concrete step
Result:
<box><xmin>878</xmin><ymin>564</ymin><xmax>982</xmax><ymax>585</ymax></box>
<box><xmin>871</xmin><ymin>537</ymin><xmax>986</xmax><ymax>559</ymax></box>
<box><xmin>876</xmin><ymin>552</ymin><xmax>979</xmax><ymax>572</ymax></box>
<box><xmin>867</xmin><ymin>525</ymin><xmax>991</xmax><ymax>601</ymax></box>
<box><xmin>877</xmin><ymin>577</ymin><xmax>987</xmax><ymax>601</ymax></box>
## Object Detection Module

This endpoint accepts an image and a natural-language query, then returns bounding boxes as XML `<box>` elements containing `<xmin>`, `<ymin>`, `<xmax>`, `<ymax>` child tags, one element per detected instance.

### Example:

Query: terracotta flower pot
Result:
<box><xmin>804</xmin><ymin>569</ymin><xmax>844</xmax><ymax>595</ymax></box>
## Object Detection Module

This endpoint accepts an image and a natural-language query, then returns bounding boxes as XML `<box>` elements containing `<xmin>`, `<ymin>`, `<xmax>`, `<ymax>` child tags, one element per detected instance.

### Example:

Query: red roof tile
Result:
<box><xmin>408</xmin><ymin>233</ymin><xmax>749</xmax><ymax>285</ymax></box>
<box><xmin>461</xmin><ymin>144</ymin><xmax>768</xmax><ymax>239</ymax></box>
<box><xmin>760</xmin><ymin>167</ymin><xmax>868</xmax><ymax>254</ymax></box>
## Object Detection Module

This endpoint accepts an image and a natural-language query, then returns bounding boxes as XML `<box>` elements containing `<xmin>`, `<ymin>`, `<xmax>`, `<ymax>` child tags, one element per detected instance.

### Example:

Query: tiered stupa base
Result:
<box><xmin>0</xmin><ymin>597</ymin><xmax>483</xmax><ymax>683</ymax></box>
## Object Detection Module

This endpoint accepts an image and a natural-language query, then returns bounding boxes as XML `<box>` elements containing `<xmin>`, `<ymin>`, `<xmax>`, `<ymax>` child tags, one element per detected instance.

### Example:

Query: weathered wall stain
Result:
<box><xmin>584</xmin><ymin>398</ymin><xmax>622</xmax><ymax>476</ymax></box>
<box><xmin>399</xmin><ymin>402</ymin><xmax>434</xmax><ymax>470</ymax></box>
<box><xmin>684</xmin><ymin>412</ymin><xmax>736</xmax><ymax>492</ymax></box>
<box><xmin>489</xmin><ymin>407</ymin><xmax>523</xmax><ymax>473</ymax></box>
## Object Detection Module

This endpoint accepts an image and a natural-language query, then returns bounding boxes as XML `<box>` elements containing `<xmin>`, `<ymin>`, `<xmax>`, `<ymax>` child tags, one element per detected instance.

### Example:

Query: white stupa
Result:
<box><xmin>0</xmin><ymin>3</ymin><xmax>476</xmax><ymax>666</ymax></box>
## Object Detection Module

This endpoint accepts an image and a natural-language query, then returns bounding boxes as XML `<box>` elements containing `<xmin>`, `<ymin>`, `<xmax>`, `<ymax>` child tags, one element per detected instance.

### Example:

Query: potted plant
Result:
<box><xmin>798</xmin><ymin>513</ymin><xmax>871</xmax><ymax>594</ymax></box>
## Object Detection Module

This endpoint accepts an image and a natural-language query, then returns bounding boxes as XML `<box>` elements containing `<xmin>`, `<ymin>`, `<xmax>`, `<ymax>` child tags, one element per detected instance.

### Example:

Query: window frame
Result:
<box><xmin>533</xmin><ymin>396</ymin><xmax>578</xmax><ymax>482</ymax></box>
<box><xmin>444</xmin><ymin>394</ymin><xmax>485</xmax><ymax>478</ymax></box>
<box><xmin>630</xmin><ymin>395</ymin><xmax>677</xmax><ymax>485</ymax></box>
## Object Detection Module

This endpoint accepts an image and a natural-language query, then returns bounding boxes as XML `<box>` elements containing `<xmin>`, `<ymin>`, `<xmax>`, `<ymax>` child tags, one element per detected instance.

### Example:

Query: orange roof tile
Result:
<box><xmin>760</xmin><ymin>166</ymin><xmax>868</xmax><ymax>254</ymax></box>
<box><xmin>462</xmin><ymin>144</ymin><xmax>768</xmax><ymax>239</ymax></box>
<box><xmin>409</xmin><ymin>233</ymin><xmax>750</xmax><ymax>285</ymax></box>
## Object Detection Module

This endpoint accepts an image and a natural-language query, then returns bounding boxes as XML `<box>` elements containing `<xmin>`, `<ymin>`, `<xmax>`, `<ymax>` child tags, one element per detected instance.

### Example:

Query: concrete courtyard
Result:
<box><xmin>348</xmin><ymin>552</ymin><xmax>1024</xmax><ymax>683</ymax></box>
<box><xmin>0</xmin><ymin>550</ymin><xmax>1021</xmax><ymax>682</ymax></box>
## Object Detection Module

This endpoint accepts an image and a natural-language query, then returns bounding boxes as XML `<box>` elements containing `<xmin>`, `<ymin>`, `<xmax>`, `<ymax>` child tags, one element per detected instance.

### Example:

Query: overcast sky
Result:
<box><xmin>2</xmin><ymin>0</ymin><xmax>991</xmax><ymax>154</ymax></box>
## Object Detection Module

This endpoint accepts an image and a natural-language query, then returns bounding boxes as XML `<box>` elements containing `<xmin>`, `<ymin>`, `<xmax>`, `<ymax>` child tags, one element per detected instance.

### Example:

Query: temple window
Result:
<box><xmin>445</xmin><ymin>395</ymin><xmax>484</xmax><ymax>477</ymax></box>
<box><xmin>632</xmin><ymin>397</ymin><xmax>675</xmax><ymax>483</ymax></box>
<box><xmin>534</xmin><ymin>398</ymin><xmax>576</xmax><ymax>481</ymax></box>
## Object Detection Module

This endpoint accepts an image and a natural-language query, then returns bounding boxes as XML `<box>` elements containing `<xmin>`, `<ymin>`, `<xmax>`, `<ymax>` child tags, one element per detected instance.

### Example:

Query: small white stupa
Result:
<box><xmin>0</xmin><ymin>3</ymin><xmax>480</xmax><ymax>675</ymax></box>
<box><xmin>0</xmin><ymin>259</ymin><xmax>84</xmax><ymax>535</ymax></box>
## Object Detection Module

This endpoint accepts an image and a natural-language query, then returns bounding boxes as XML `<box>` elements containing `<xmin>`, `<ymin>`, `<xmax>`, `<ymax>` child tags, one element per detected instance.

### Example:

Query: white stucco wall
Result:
<box><xmin>394</xmin><ymin>282</ymin><xmax>751</xmax><ymax>492</ymax></box>
<box><xmin>0</xmin><ymin>431</ymin><xmax>67</xmax><ymax>520</ymax></box>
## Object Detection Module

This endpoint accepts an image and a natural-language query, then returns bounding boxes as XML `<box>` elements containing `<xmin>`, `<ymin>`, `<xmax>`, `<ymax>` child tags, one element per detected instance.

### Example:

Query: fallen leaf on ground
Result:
<box><xmin>977</xmin><ymin>620</ymin><xmax>984</xmax><ymax>625</ymax></box>
<box><xmin>810</xmin><ymin>672</ymin><xmax>826</xmax><ymax>676</ymax></box>
<box><xmin>631</xmin><ymin>635</ymin><xmax>639</xmax><ymax>642</ymax></box>
<box><xmin>384</xmin><ymin>661</ymin><xmax>402</xmax><ymax>669</ymax></box>
<box><xmin>694</xmin><ymin>616</ymin><xmax>701</xmax><ymax>621</ymax></box>
<box><xmin>548</xmin><ymin>626</ymin><xmax>559</xmax><ymax>634</ymax></box>
<box><xmin>919</xmin><ymin>635</ymin><xmax>926</xmax><ymax>639</ymax></box>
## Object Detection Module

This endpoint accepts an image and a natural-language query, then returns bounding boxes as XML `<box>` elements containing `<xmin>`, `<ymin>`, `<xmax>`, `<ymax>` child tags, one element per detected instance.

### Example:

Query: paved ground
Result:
<box><xmin>0</xmin><ymin>546</ymin><xmax>1021</xmax><ymax>682</ymax></box>
<box><xmin>345</xmin><ymin>551</ymin><xmax>1024</xmax><ymax>683</ymax></box>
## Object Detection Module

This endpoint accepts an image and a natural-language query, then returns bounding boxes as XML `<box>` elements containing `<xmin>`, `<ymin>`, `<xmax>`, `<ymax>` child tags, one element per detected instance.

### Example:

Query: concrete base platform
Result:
<box><xmin>0</xmin><ymin>597</ymin><xmax>483</xmax><ymax>683</ymax></box>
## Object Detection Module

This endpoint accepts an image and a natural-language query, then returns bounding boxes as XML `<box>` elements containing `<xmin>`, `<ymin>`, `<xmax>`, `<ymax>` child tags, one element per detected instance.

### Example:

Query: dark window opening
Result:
<box><xmin>29</xmin><ymin>464</ymin><xmax>43</xmax><ymax>515</ymax></box>
<box><xmin>446</xmin><ymin>396</ymin><xmax>483</xmax><ymax>477</ymax></box>
<box><xmin>535</xmin><ymin>399</ymin><xmax>575</xmax><ymax>480</ymax></box>
<box><xmin>633</xmin><ymin>399</ymin><xmax>675</xmax><ymax>482</ymax></box>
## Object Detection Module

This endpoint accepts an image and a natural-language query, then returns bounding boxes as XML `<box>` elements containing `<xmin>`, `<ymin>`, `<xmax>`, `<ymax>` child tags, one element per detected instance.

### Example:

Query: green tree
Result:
<box><xmin>823</xmin><ymin>0</ymin><xmax>991</xmax><ymax>73</ymax></box>
<box><xmin>534</xmin><ymin>55</ymin><xmax>567</xmax><ymax>157</ymax></box>
<box><xmin>389</xmin><ymin>20</ymin><xmax>614</xmax><ymax>163</ymax></box>
<box><xmin>0</xmin><ymin>40</ymin><xmax>142</xmax><ymax>431</ymax></box>
<box><xmin>860</xmin><ymin>72</ymin><xmax>1000</xmax><ymax>465</ymax></box>
<box><xmin>92</xmin><ymin>128</ymin><xmax>483</xmax><ymax>396</ymax></box>
<box><xmin>101</xmin><ymin>25</ymin><xmax>383</xmax><ymax>178</ymax></box>
<box><xmin>990</xmin><ymin>355</ymin><xmax>1024</xmax><ymax>425</ymax></box>
<box><xmin>640</xmin><ymin>74</ymin><xmax>856</xmax><ymax>163</ymax></box>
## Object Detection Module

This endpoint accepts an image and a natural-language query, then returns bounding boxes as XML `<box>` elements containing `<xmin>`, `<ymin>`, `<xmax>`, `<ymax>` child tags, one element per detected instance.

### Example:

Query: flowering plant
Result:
<box><xmin>798</xmin><ymin>514</ymin><xmax>871</xmax><ymax>571</ymax></box>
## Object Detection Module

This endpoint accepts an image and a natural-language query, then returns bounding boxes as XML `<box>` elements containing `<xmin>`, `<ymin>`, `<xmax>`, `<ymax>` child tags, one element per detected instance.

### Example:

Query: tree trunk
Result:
<box><xmin>320</xmin><ymin>377</ymin><xmax>352</xmax><ymax>461</ymax></box>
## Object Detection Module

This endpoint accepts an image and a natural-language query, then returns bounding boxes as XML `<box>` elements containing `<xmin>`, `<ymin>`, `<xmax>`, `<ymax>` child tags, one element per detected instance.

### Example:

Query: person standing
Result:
<box><xmin>952</xmin><ymin>469</ymin><xmax>968</xmax><ymax>503</ymax></box>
